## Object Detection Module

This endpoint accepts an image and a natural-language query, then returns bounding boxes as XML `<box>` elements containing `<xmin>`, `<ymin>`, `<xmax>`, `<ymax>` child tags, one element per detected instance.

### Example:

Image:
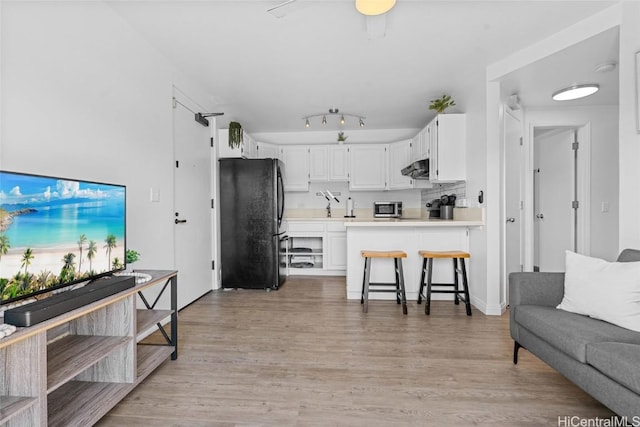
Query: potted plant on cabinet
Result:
<box><xmin>429</xmin><ymin>94</ymin><xmax>456</xmax><ymax>114</ymax></box>
<box><xmin>228</xmin><ymin>122</ymin><xmax>243</xmax><ymax>149</ymax></box>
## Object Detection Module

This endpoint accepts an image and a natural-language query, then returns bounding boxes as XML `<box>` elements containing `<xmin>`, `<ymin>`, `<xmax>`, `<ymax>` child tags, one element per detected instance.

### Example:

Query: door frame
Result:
<box><xmin>524</xmin><ymin>120</ymin><xmax>591</xmax><ymax>270</ymax></box>
<box><xmin>500</xmin><ymin>105</ymin><xmax>524</xmax><ymax>306</ymax></box>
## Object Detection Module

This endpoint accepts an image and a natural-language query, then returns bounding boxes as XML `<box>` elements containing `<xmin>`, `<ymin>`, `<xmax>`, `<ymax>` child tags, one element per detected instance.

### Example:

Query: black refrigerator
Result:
<box><xmin>219</xmin><ymin>158</ymin><xmax>286</xmax><ymax>290</ymax></box>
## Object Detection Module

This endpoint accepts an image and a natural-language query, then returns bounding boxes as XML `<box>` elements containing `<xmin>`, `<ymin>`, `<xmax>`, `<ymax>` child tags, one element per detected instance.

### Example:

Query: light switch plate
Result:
<box><xmin>150</xmin><ymin>188</ymin><xmax>160</xmax><ymax>202</ymax></box>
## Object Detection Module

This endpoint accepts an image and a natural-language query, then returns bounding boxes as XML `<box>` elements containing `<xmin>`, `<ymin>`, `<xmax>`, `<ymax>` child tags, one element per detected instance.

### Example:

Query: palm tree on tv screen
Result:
<box><xmin>0</xmin><ymin>234</ymin><xmax>9</xmax><ymax>265</ymax></box>
<box><xmin>87</xmin><ymin>240</ymin><xmax>97</xmax><ymax>273</ymax></box>
<box><xmin>104</xmin><ymin>234</ymin><xmax>117</xmax><ymax>270</ymax></box>
<box><xmin>60</xmin><ymin>252</ymin><xmax>76</xmax><ymax>283</ymax></box>
<box><xmin>77</xmin><ymin>234</ymin><xmax>87</xmax><ymax>273</ymax></box>
<box><xmin>21</xmin><ymin>248</ymin><xmax>34</xmax><ymax>275</ymax></box>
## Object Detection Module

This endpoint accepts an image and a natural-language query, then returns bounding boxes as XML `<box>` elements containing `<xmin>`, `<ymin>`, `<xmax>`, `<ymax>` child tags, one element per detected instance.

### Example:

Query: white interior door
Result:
<box><xmin>534</xmin><ymin>128</ymin><xmax>574</xmax><ymax>272</ymax></box>
<box><xmin>173</xmin><ymin>95</ymin><xmax>213</xmax><ymax>309</ymax></box>
<box><xmin>503</xmin><ymin>109</ymin><xmax>522</xmax><ymax>303</ymax></box>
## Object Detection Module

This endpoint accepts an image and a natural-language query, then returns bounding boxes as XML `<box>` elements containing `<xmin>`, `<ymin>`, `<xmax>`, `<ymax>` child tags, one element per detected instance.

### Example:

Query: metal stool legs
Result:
<box><xmin>360</xmin><ymin>253</ymin><xmax>407</xmax><ymax>315</ymax></box>
<box><xmin>418</xmin><ymin>253</ymin><xmax>471</xmax><ymax>316</ymax></box>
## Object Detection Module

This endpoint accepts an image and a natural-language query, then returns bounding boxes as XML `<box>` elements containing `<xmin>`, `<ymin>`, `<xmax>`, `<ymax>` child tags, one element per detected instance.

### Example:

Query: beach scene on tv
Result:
<box><xmin>0</xmin><ymin>171</ymin><xmax>125</xmax><ymax>304</ymax></box>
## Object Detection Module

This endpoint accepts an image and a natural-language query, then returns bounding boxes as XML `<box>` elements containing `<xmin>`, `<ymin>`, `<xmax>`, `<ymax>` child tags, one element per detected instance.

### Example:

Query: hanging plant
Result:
<box><xmin>337</xmin><ymin>132</ymin><xmax>348</xmax><ymax>142</ymax></box>
<box><xmin>228</xmin><ymin>122</ymin><xmax>243</xmax><ymax>149</ymax></box>
<box><xmin>428</xmin><ymin>94</ymin><xmax>456</xmax><ymax>114</ymax></box>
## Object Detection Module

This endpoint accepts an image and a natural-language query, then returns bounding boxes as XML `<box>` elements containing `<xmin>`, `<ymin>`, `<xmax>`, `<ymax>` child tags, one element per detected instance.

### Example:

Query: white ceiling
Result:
<box><xmin>107</xmin><ymin>0</ymin><xmax>618</xmax><ymax>134</ymax></box>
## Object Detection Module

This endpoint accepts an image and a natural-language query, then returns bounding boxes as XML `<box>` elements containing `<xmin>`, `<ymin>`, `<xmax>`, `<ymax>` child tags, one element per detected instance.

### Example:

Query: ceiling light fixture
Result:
<box><xmin>355</xmin><ymin>0</ymin><xmax>396</xmax><ymax>16</ymax></box>
<box><xmin>302</xmin><ymin>108</ymin><xmax>366</xmax><ymax>128</ymax></box>
<box><xmin>552</xmin><ymin>84</ymin><xmax>600</xmax><ymax>101</ymax></box>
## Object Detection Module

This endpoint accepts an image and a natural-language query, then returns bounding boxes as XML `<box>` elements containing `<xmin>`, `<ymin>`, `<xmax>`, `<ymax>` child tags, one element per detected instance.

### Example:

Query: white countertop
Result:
<box><xmin>285</xmin><ymin>217</ymin><xmax>484</xmax><ymax>227</ymax></box>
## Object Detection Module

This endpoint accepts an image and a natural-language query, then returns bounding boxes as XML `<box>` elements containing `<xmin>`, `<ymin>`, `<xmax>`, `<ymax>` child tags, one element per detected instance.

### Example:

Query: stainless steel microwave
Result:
<box><xmin>373</xmin><ymin>201</ymin><xmax>403</xmax><ymax>218</ymax></box>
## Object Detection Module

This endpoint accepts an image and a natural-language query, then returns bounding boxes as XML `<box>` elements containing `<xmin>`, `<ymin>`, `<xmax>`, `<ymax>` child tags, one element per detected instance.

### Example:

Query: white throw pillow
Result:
<box><xmin>557</xmin><ymin>250</ymin><xmax>640</xmax><ymax>332</ymax></box>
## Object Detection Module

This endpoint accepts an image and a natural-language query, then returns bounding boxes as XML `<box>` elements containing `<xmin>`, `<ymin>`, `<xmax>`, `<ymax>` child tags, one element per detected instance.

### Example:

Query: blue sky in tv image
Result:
<box><xmin>0</xmin><ymin>171</ymin><xmax>126</xmax><ymax>303</ymax></box>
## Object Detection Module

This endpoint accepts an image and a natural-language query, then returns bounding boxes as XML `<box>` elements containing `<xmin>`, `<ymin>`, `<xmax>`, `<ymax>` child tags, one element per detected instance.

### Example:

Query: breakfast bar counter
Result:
<box><xmin>344</xmin><ymin>215</ymin><xmax>483</xmax><ymax>301</ymax></box>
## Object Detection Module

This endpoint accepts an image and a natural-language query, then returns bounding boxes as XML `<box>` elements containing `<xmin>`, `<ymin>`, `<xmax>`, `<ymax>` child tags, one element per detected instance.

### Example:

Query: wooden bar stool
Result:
<box><xmin>417</xmin><ymin>250</ymin><xmax>472</xmax><ymax>316</ymax></box>
<box><xmin>360</xmin><ymin>250</ymin><xmax>408</xmax><ymax>315</ymax></box>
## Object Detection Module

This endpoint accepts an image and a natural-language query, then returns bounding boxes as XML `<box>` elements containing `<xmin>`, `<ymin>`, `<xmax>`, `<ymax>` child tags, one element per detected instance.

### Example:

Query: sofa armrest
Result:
<box><xmin>509</xmin><ymin>272</ymin><xmax>565</xmax><ymax>342</ymax></box>
<box><xmin>509</xmin><ymin>272</ymin><xmax>565</xmax><ymax>308</ymax></box>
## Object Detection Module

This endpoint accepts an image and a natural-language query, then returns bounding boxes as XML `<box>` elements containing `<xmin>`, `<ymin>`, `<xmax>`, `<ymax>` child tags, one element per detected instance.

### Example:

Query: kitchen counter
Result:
<box><xmin>344</xmin><ymin>216</ymin><xmax>482</xmax><ymax>302</ymax></box>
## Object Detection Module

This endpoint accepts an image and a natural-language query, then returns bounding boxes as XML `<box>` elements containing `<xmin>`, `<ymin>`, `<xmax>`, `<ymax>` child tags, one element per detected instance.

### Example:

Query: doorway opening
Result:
<box><xmin>529</xmin><ymin>123</ymin><xmax>590</xmax><ymax>272</ymax></box>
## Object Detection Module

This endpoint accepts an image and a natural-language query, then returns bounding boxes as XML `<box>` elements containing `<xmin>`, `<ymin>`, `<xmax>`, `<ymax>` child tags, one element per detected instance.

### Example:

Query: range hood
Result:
<box><xmin>401</xmin><ymin>159</ymin><xmax>430</xmax><ymax>179</ymax></box>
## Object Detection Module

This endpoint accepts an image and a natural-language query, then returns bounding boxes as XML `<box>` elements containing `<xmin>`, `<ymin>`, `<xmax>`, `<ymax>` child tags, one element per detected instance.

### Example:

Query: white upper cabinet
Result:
<box><xmin>328</xmin><ymin>146</ymin><xmax>349</xmax><ymax>181</ymax></box>
<box><xmin>218</xmin><ymin>129</ymin><xmax>256</xmax><ymax>159</ymax></box>
<box><xmin>309</xmin><ymin>146</ymin><xmax>328</xmax><ymax>181</ymax></box>
<box><xmin>349</xmin><ymin>144</ymin><xmax>388</xmax><ymax>190</ymax></box>
<box><xmin>243</xmin><ymin>132</ymin><xmax>257</xmax><ymax>159</ymax></box>
<box><xmin>428</xmin><ymin>114</ymin><xmax>466</xmax><ymax>182</ymax></box>
<box><xmin>411</xmin><ymin>128</ymin><xmax>429</xmax><ymax>162</ymax></box>
<box><xmin>388</xmin><ymin>139</ymin><xmax>413</xmax><ymax>190</ymax></box>
<box><xmin>280</xmin><ymin>145</ymin><xmax>310</xmax><ymax>191</ymax></box>
<box><xmin>308</xmin><ymin>145</ymin><xmax>349</xmax><ymax>182</ymax></box>
<box><xmin>256</xmin><ymin>141</ymin><xmax>279</xmax><ymax>160</ymax></box>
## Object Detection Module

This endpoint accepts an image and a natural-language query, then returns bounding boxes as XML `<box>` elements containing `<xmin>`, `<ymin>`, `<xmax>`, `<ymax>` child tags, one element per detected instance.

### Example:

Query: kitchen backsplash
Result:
<box><xmin>285</xmin><ymin>182</ymin><xmax>422</xmax><ymax>212</ymax></box>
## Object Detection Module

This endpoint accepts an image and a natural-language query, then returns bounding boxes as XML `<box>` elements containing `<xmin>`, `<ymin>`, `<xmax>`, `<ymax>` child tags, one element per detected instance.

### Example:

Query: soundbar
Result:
<box><xmin>3</xmin><ymin>275</ymin><xmax>136</xmax><ymax>327</ymax></box>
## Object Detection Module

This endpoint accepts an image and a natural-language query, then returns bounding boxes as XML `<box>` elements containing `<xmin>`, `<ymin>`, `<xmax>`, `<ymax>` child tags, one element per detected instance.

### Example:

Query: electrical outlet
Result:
<box><xmin>601</xmin><ymin>202</ymin><xmax>609</xmax><ymax>213</ymax></box>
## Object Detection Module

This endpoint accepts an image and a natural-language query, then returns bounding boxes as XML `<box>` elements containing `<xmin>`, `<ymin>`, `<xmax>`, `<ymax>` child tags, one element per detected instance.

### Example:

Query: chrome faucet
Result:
<box><xmin>326</xmin><ymin>202</ymin><xmax>332</xmax><ymax>218</ymax></box>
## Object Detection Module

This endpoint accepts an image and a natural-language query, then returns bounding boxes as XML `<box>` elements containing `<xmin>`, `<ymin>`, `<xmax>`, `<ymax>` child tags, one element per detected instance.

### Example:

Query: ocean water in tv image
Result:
<box><xmin>0</xmin><ymin>171</ymin><xmax>126</xmax><ymax>303</ymax></box>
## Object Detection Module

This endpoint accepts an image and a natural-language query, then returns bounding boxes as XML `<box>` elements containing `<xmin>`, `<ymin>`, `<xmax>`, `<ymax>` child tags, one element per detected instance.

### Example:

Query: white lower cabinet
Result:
<box><xmin>326</xmin><ymin>233</ymin><xmax>347</xmax><ymax>270</ymax></box>
<box><xmin>284</xmin><ymin>221</ymin><xmax>346</xmax><ymax>275</ymax></box>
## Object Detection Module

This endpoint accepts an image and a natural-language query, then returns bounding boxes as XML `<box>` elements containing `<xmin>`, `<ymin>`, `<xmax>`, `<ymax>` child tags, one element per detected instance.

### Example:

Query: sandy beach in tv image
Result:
<box><xmin>0</xmin><ymin>172</ymin><xmax>125</xmax><ymax>302</ymax></box>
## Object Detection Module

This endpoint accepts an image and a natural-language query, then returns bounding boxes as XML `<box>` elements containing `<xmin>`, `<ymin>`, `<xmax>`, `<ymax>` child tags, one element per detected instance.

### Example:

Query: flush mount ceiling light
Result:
<box><xmin>303</xmin><ymin>108</ymin><xmax>366</xmax><ymax>128</ymax></box>
<box><xmin>552</xmin><ymin>84</ymin><xmax>600</xmax><ymax>101</ymax></box>
<box><xmin>355</xmin><ymin>0</ymin><xmax>396</xmax><ymax>16</ymax></box>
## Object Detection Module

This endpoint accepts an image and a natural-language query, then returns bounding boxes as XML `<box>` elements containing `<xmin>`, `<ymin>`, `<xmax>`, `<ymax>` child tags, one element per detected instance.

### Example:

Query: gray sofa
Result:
<box><xmin>509</xmin><ymin>249</ymin><xmax>640</xmax><ymax>418</ymax></box>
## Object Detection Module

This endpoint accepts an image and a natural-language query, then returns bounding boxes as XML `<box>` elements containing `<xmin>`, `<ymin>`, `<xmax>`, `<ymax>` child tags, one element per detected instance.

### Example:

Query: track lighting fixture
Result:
<box><xmin>302</xmin><ymin>108</ymin><xmax>366</xmax><ymax>128</ymax></box>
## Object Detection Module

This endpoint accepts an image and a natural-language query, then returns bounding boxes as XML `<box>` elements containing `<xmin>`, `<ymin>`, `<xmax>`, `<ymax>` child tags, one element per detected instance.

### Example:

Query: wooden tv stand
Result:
<box><xmin>0</xmin><ymin>270</ymin><xmax>178</xmax><ymax>426</ymax></box>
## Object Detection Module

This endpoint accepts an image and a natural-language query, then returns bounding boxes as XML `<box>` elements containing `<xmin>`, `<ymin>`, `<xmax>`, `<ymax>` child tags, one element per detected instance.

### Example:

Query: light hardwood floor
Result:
<box><xmin>97</xmin><ymin>276</ymin><xmax>614</xmax><ymax>426</ymax></box>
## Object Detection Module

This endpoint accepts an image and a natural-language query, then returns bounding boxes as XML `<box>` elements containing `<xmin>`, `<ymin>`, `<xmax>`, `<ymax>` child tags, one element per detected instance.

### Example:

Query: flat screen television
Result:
<box><xmin>0</xmin><ymin>170</ymin><xmax>126</xmax><ymax>305</ymax></box>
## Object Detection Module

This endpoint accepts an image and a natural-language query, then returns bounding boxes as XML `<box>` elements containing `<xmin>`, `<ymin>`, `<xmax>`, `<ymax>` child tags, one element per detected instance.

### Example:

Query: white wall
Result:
<box><xmin>525</xmin><ymin>106</ymin><xmax>619</xmax><ymax>261</ymax></box>
<box><xmin>0</xmin><ymin>2</ymin><xmax>214</xmax><ymax>270</ymax></box>
<box><xmin>618</xmin><ymin>1</ymin><xmax>640</xmax><ymax>251</ymax></box>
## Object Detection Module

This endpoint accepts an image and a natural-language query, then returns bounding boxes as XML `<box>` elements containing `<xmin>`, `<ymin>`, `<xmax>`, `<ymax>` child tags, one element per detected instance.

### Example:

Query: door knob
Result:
<box><xmin>175</xmin><ymin>219</ymin><xmax>187</xmax><ymax>224</ymax></box>
<box><xmin>506</xmin><ymin>217</ymin><xmax>515</xmax><ymax>223</ymax></box>
<box><xmin>536</xmin><ymin>213</ymin><xmax>544</xmax><ymax>219</ymax></box>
